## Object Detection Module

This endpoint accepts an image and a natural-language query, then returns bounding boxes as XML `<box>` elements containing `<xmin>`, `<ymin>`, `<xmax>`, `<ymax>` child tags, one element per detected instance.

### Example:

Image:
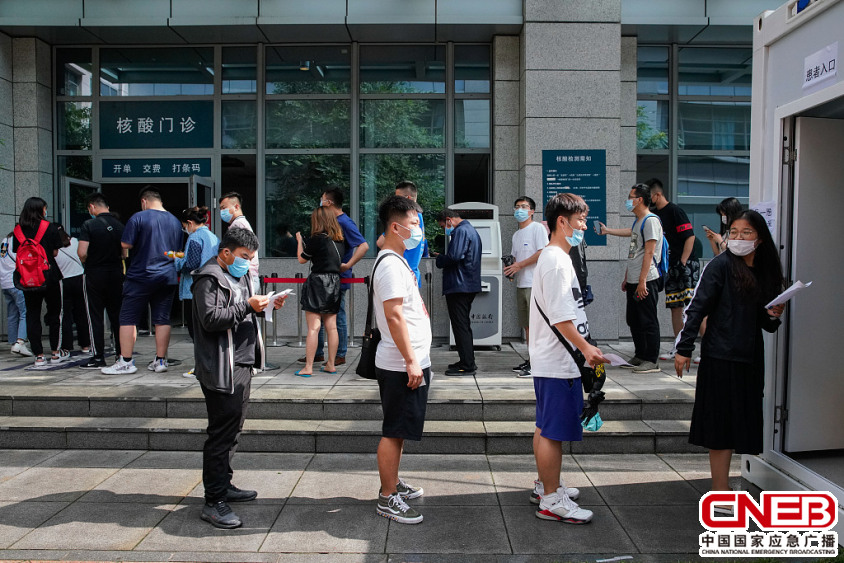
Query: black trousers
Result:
<box><xmin>446</xmin><ymin>292</ymin><xmax>477</xmax><ymax>370</ymax></box>
<box><xmin>23</xmin><ymin>285</ymin><xmax>63</xmax><ymax>357</ymax></box>
<box><xmin>201</xmin><ymin>365</ymin><xmax>252</xmax><ymax>503</ymax></box>
<box><xmin>61</xmin><ymin>276</ymin><xmax>90</xmax><ymax>351</ymax></box>
<box><xmin>625</xmin><ymin>279</ymin><xmax>661</xmax><ymax>363</ymax></box>
<box><xmin>83</xmin><ymin>269</ymin><xmax>124</xmax><ymax>360</ymax></box>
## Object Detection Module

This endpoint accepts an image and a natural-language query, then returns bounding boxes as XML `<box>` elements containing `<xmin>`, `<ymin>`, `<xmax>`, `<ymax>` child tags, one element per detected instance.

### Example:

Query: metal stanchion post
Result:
<box><xmin>263</xmin><ymin>273</ymin><xmax>281</xmax><ymax>369</ymax></box>
<box><xmin>289</xmin><ymin>272</ymin><xmax>306</xmax><ymax>348</ymax></box>
<box><xmin>347</xmin><ymin>281</ymin><xmax>360</xmax><ymax>348</ymax></box>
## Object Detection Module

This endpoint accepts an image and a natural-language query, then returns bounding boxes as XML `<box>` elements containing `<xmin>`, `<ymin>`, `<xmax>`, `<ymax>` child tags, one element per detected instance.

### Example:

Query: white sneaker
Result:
<box><xmin>148</xmin><ymin>358</ymin><xmax>168</xmax><ymax>373</ymax></box>
<box><xmin>694</xmin><ymin>356</ymin><xmax>702</xmax><ymax>365</ymax></box>
<box><xmin>182</xmin><ymin>368</ymin><xmax>196</xmax><ymax>378</ymax></box>
<box><xmin>531</xmin><ymin>479</ymin><xmax>580</xmax><ymax>504</ymax></box>
<box><xmin>50</xmin><ymin>349</ymin><xmax>71</xmax><ymax>364</ymax></box>
<box><xmin>11</xmin><ymin>341</ymin><xmax>33</xmax><ymax>356</ymax></box>
<box><xmin>536</xmin><ymin>489</ymin><xmax>593</xmax><ymax>524</ymax></box>
<box><xmin>659</xmin><ymin>348</ymin><xmax>676</xmax><ymax>361</ymax></box>
<box><xmin>101</xmin><ymin>357</ymin><xmax>138</xmax><ymax>375</ymax></box>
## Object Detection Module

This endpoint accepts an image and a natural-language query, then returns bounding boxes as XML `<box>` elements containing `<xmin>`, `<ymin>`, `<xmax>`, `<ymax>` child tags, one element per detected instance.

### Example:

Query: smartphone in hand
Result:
<box><xmin>593</xmin><ymin>220</ymin><xmax>601</xmax><ymax>234</ymax></box>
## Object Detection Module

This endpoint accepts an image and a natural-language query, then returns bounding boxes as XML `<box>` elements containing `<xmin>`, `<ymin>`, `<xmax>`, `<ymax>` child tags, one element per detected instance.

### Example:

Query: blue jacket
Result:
<box><xmin>175</xmin><ymin>226</ymin><xmax>219</xmax><ymax>300</ymax></box>
<box><xmin>436</xmin><ymin>219</ymin><xmax>482</xmax><ymax>295</ymax></box>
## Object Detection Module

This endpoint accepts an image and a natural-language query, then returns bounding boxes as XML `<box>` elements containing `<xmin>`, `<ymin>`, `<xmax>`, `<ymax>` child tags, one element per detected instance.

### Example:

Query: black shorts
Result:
<box><xmin>119</xmin><ymin>278</ymin><xmax>177</xmax><ymax>326</ymax></box>
<box><xmin>665</xmin><ymin>259</ymin><xmax>700</xmax><ymax>309</ymax></box>
<box><xmin>376</xmin><ymin>367</ymin><xmax>431</xmax><ymax>441</ymax></box>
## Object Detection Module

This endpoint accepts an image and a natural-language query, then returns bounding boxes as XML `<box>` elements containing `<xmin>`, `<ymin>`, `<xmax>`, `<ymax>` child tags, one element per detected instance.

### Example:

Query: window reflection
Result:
<box><xmin>100</xmin><ymin>47</ymin><xmax>214</xmax><ymax>96</ymax></box>
<box><xmin>57</xmin><ymin>102</ymin><xmax>92</xmax><ymax>150</ymax></box>
<box><xmin>360</xmin><ymin>100</ymin><xmax>444</xmax><ymax>148</ymax></box>
<box><xmin>360</xmin><ymin>45</ymin><xmax>446</xmax><ymax>94</ymax></box>
<box><xmin>56</xmin><ymin>49</ymin><xmax>92</xmax><ymax>97</ymax></box>
<box><xmin>455</xmin><ymin>100</ymin><xmax>490</xmax><ymax>148</ymax></box>
<box><xmin>638</xmin><ymin>46</ymin><xmax>669</xmax><ymax>96</ymax></box>
<box><xmin>455</xmin><ymin>45</ymin><xmax>490</xmax><ymax>93</ymax></box>
<box><xmin>223</xmin><ymin>47</ymin><xmax>257</xmax><ymax>94</ymax></box>
<box><xmin>222</xmin><ymin>101</ymin><xmax>257</xmax><ymax>149</ymax></box>
<box><xmin>266</xmin><ymin>46</ymin><xmax>351</xmax><ymax>95</ymax></box>
<box><xmin>679</xmin><ymin>102</ymin><xmax>750</xmax><ymax>151</ymax></box>
<box><xmin>267</xmin><ymin>100</ymin><xmax>351</xmax><ymax>149</ymax></box>
<box><xmin>678</xmin><ymin>47</ymin><xmax>752</xmax><ymax>97</ymax></box>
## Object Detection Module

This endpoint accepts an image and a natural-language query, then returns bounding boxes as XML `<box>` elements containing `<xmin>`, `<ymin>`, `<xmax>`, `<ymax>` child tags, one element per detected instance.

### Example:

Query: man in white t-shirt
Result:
<box><xmin>220</xmin><ymin>191</ymin><xmax>260</xmax><ymax>292</ymax></box>
<box><xmin>529</xmin><ymin>193</ymin><xmax>607</xmax><ymax>525</ymax></box>
<box><xmin>372</xmin><ymin>195</ymin><xmax>433</xmax><ymax>526</ymax></box>
<box><xmin>503</xmin><ymin>196</ymin><xmax>548</xmax><ymax>377</ymax></box>
<box><xmin>598</xmin><ymin>183</ymin><xmax>664</xmax><ymax>373</ymax></box>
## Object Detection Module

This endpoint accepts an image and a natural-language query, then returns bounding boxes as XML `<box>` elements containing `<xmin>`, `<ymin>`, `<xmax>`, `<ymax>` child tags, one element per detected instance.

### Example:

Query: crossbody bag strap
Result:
<box><xmin>533</xmin><ymin>297</ymin><xmax>580</xmax><ymax>362</ymax></box>
<box><xmin>363</xmin><ymin>252</ymin><xmax>414</xmax><ymax>337</ymax></box>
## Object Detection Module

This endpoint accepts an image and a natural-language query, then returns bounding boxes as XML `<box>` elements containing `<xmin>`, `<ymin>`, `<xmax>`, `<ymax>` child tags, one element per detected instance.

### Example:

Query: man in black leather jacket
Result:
<box><xmin>191</xmin><ymin>227</ymin><xmax>287</xmax><ymax>529</ymax></box>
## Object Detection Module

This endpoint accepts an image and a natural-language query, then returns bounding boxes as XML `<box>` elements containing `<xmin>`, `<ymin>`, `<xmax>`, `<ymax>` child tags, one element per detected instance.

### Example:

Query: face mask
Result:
<box><xmin>727</xmin><ymin>239</ymin><xmax>757</xmax><ymax>257</ymax></box>
<box><xmin>226</xmin><ymin>254</ymin><xmax>250</xmax><ymax>278</ymax></box>
<box><xmin>89</xmin><ymin>213</ymin><xmax>96</xmax><ymax>219</ymax></box>
<box><xmin>721</xmin><ymin>215</ymin><xmax>728</xmax><ymax>225</ymax></box>
<box><xmin>398</xmin><ymin>224</ymin><xmax>423</xmax><ymax>250</ymax></box>
<box><xmin>625</xmin><ymin>198</ymin><xmax>636</xmax><ymax>212</ymax></box>
<box><xmin>220</xmin><ymin>208</ymin><xmax>233</xmax><ymax>223</ymax></box>
<box><xmin>514</xmin><ymin>209</ymin><xmax>530</xmax><ymax>223</ymax></box>
<box><xmin>444</xmin><ymin>222</ymin><xmax>453</xmax><ymax>236</ymax></box>
<box><xmin>319</xmin><ymin>200</ymin><xmax>325</xmax><ymax>207</ymax></box>
<box><xmin>565</xmin><ymin>221</ymin><xmax>584</xmax><ymax>247</ymax></box>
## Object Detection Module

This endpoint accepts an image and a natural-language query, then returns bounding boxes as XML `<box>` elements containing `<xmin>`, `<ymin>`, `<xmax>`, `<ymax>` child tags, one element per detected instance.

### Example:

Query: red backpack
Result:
<box><xmin>13</xmin><ymin>221</ymin><xmax>50</xmax><ymax>290</ymax></box>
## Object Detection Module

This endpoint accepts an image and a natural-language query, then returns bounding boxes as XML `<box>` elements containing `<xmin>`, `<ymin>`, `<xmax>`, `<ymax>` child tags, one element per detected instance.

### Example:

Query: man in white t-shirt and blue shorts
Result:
<box><xmin>503</xmin><ymin>196</ymin><xmax>548</xmax><ymax>377</ymax></box>
<box><xmin>372</xmin><ymin>195</ymin><xmax>433</xmax><ymax>525</ymax></box>
<box><xmin>529</xmin><ymin>193</ymin><xmax>607</xmax><ymax>524</ymax></box>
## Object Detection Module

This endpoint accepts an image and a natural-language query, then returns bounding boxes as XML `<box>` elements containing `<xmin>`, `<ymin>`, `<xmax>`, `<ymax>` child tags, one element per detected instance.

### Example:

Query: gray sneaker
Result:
<box><xmin>632</xmin><ymin>361</ymin><xmax>660</xmax><ymax>374</ymax></box>
<box><xmin>395</xmin><ymin>478</ymin><xmax>423</xmax><ymax>500</ymax></box>
<box><xmin>620</xmin><ymin>356</ymin><xmax>644</xmax><ymax>369</ymax></box>
<box><xmin>376</xmin><ymin>492</ymin><xmax>423</xmax><ymax>524</ymax></box>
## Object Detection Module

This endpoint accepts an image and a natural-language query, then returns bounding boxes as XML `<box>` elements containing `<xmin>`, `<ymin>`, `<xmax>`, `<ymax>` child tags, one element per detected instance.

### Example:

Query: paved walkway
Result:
<box><xmin>0</xmin><ymin>449</ymin><xmax>743</xmax><ymax>562</ymax></box>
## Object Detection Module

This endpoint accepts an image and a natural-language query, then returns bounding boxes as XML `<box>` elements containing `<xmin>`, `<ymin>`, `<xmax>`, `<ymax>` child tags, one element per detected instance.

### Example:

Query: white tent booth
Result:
<box><xmin>747</xmin><ymin>0</ymin><xmax>844</xmax><ymax>538</ymax></box>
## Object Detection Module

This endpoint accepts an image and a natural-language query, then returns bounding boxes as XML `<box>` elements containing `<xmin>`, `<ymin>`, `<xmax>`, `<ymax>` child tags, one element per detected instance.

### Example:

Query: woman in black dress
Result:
<box><xmin>295</xmin><ymin>207</ymin><xmax>344</xmax><ymax>377</ymax></box>
<box><xmin>674</xmin><ymin>210</ymin><xmax>785</xmax><ymax>495</ymax></box>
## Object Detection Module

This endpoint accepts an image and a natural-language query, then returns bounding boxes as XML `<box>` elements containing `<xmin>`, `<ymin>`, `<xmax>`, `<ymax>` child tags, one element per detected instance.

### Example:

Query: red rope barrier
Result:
<box><xmin>262</xmin><ymin>277</ymin><xmax>367</xmax><ymax>284</ymax></box>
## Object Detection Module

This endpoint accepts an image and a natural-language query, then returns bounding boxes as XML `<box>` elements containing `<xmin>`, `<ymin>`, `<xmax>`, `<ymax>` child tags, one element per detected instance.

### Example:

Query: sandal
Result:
<box><xmin>294</xmin><ymin>369</ymin><xmax>312</xmax><ymax>378</ymax></box>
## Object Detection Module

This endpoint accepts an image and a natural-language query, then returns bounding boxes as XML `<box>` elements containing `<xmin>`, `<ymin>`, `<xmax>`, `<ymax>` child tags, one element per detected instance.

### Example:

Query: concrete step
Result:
<box><xmin>0</xmin><ymin>416</ymin><xmax>705</xmax><ymax>454</ymax></box>
<box><xmin>0</xmin><ymin>388</ymin><xmax>693</xmax><ymax>422</ymax></box>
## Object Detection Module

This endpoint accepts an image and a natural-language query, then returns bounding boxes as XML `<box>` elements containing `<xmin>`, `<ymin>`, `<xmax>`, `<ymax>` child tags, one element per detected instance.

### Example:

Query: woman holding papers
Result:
<box><xmin>295</xmin><ymin>207</ymin><xmax>344</xmax><ymax>376</ymax></box>
<box><xmin>674</xmin><ymin>210</ymin><xmax>785</xmax><ymax>499</ymax></box>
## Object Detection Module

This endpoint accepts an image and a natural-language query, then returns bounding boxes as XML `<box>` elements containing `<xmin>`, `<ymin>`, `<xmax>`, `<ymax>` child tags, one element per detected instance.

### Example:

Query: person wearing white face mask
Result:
<box><xmin>503</xmin><ymin>196</ymin><xmax>549</xmax><ymax>377</ymax></box>
<box><xmin>219</xmin><ymin>191</ymin><xmax>260</xmax><ymax>293</ymax></box>
<box><xmin>673</xmin><ymin>210</ymin><xmax>785</xmax><ymax>506</ymax></box>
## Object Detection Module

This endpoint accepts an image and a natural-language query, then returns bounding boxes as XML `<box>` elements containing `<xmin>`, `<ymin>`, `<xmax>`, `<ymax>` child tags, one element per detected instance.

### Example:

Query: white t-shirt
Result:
<box><xmin>528</xmin><ymin>245</ymin><xmax>591</xmax><ymax>380</ymax></box>
<box><xmin>0</xmin><ymin>236</ymin><xmax>16</xmax><ymax>289</ymax></box>
<box><xmin>511</xmin><ymin>221</ymin><xmax>549</xmax><ymax>288</ymax></box>
<box><xmin>55</xmin><ymin>238</ymin><xmax>85</xmax><ymax>279</ymax></box>
<box><xmin>230</xmin><ymin>215</ymin><xmax>260</xmax><ymax>279</ymax></box>
<box><xmin>372</xmin><ymin>250</ymin><xmax>432</xmax><ymax>372</ymax></box>
<box><xmin>626</xmin><ymin>214</ymin><xmax>663</xmax><ymax>284</ymax></box>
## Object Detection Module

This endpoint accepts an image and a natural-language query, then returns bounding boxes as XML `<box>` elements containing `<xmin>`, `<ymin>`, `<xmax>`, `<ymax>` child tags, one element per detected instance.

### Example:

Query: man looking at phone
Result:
<box><xmin>645</xmin><ymin>179</ymin><xmax>699</xmax><ymax>360</ymax></box>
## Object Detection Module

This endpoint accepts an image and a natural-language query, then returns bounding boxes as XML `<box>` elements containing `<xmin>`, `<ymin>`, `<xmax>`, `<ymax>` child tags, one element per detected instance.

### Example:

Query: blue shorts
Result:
<box><xmin>119</xmin><ymin>278</ymin><xmax>177</xmax><ymax>326</ymax></box>
<box><xmin>534</xmin><ymin>377</ymin><xmax>584</xmax><ymax>442</ymax></box>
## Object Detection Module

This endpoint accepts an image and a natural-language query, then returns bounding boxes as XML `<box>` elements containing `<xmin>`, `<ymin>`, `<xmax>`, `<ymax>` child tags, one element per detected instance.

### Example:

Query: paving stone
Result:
<box><xmin>37</xmin><ymin>449</ymin><xmax>144</xmax><ymax>468</ymax></box>
<box><xmin>0</xmin><ymin>430</ymin><xmax>67</xmax><ymax>449</ymax></box>
<box><xmin>0</xmin><ymin>501</ymin><xmax>69</xmax><ymax>548</ymax></box>
<box><xmin>185</xmin><ymin>467</ymin><xmax>302</xmax><ymax>505</ymax></box>
<box><xmin>390</xmin><ymin>454</ymin><xmax>496</xmax><ymax>506</ymax></box>
<box><xmin>385</xmin><ymin>505</ymin><xmax>511</xmax><ymax>554</ymax></box>
<box><xmin>0</xmin><ymin>466</ymin><xmax>118</xmax><ymax>502</ymax></box>
<box><xmin>502</xmin><ymin>504</ymin><xmax>638</xmax><ymax>554</ymax></box>
<box><xmin>126</xmin><ymin>451</ymin><xmax>204</xmax><ymax>470</ymax></box>
<box><xmin>487</xmin><ymin>454</ymin><xmax>602</xmax><ymax>506</ymax></box>
<box><xmin>89</xmin><ymin>399</ymin><xmax>167</xmax><ymax>418</ymax></box>
<box><xmin>613</xmin><ymin>504</ymin><xmax>703</xmax><ymax>553</ymax></box>
<box><xmin>78</xmin><ymin>468</ymin><xmax>201</xmax><ymax>504</ymax></box>
<box><xmin>12</xmin><ymin>399</ymin><xmax>89</xmax><ymax>417</ymax></box>
<box><xmin>67</xmin><ymin>431</ymin><xmax>150</xmax><ymax>450</ymax></box>
<box><xmin>11</xmin><ymin>501</ymin><xmax>176</xmax><ymax>550</ymax></box>
<box><xmin>261</xmin><ymin>503</ymin><xmax>388</xmax><ymax>553</ymax></box>
<box><xmin>135</xmin><ymin>503</ymin><xmax>282</xmax><ymax>552</ymax></box>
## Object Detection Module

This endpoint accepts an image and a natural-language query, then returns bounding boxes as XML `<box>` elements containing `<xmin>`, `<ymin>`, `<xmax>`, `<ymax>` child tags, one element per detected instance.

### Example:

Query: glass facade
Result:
<box><xmin>636</xmin><ymin>45</ymin><xmax>752</xmax><ymax>258</ymax></box>
<box><xmin>55</xmin><ymin>44</ymin><xmax>491</xmax><ymax>258</ymax></box>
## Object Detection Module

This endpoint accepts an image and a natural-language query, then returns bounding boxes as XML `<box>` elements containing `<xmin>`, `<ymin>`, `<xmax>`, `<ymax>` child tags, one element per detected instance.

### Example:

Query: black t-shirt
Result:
<box><xmin>653</xmin><ymin>202</ymin><xmax>697</xmax><ymax>263</ymax></box>
<box><xmin>12</xmin><ymin>221</ymin><xmax>63</xmax><ymax>286</ymax></box>
<box><xmin>78</xmin><ymin>213</ymin><xmax>125</xmax><ymax>272</ymax></box>
<box><xmin>301</xmin><ymin>233</ymin><xmax>343</xmax><ymax>274</ymax></box>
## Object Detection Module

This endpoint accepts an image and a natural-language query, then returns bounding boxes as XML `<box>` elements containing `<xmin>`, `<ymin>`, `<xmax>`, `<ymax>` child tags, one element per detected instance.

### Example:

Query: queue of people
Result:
<box><xmin>2</xmin><ymin>180</ymin><xmax>786</xmax><ymax>532</ymax></box>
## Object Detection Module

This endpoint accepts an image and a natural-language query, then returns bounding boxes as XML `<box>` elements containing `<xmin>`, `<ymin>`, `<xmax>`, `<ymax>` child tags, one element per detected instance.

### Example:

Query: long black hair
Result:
<box><xmin>19</xmin><ymin>197</ymin><xmax>47</xmax><ymax>229</ymax></box>
<box><xmin>727</xmin><ymin>210</ymin><xmax>784</xmax><ymax>302</ymax></box>
<box><xmin>716</xmin><ymin>197</ymin><xmax>744</xmax><ymax>236</ymax></box>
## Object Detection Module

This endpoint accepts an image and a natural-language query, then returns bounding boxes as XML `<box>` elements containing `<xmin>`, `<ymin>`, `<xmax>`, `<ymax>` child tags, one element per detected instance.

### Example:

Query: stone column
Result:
<box><xmin>518</xmin><ymin>0</ymin><xmax>625</xmax><ymax>340</ymax></box>
<box><xmin>0</xmin><ymin>32</ymin><xmax>16</xmax><ymax>238</ymax></box>
<box><xmin>11</xmin><ymin>37</ymin><xmax>53</xmax><ymax>224</ymax></box>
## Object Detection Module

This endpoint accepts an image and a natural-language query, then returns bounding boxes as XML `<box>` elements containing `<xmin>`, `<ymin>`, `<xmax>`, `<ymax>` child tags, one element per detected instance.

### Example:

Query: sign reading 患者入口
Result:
<box><xmin>542</xmin><ymin>150</ymin><xmax>607</xmax><ymax>247</ymax></box>
<box><xmin>102</xmin><ymin>158</ymin><xmax>211</xmax><ymax>179</ymax></box>
<box><xmin>803</xmin><ymin>42</ymin><xmax>838</xmax><ymax>92</ymax></box>
<box><xmin>99</xmin><ymin>100</ymin><xmax>213</xmax><ymax>149</ymax></box>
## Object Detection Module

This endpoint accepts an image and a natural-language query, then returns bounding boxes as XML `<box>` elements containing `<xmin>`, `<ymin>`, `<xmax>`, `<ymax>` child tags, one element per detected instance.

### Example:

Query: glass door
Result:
<box><xmin>62</xmin><ymin>177</ymin><xmax>101</xmax><ymax>237</ymax></box>
<box><xmin>189</xmin><ymin>175</ymin><xmax>216</xmax><ymax>231</ymax></box>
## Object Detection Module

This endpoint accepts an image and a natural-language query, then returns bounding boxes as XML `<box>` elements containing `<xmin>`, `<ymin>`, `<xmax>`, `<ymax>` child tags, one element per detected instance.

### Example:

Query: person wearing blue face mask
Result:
<box><xmin>597</xmin><ymin>183</ymin><xmax>664</xmax><ymax>373</ymax></box>
<box><xmin>191</xmin><ymin>227</ymin><xmax>288</xmax><ymax>529</ymax></box>
<box><xmin>435</xmin><ymin>208</ymin><xmax>482</xmax><ymax>376</ymax></box>
<box><xmin>503</xmin><ymin>196</ymin><xmax>549</xmax><ymax>378</ymax></box>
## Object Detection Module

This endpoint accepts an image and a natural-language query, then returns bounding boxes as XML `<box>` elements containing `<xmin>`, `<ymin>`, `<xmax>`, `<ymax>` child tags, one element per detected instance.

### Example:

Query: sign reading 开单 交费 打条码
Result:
<box><xmin>102</xmin><ymin>158</ymin><xmax>211</xmax><ymax>179</ymax></box>
<box><xmin>542</xmin><ymin>150</ymin><xmax>607</xmax><ymax>247</ymax></box>
<box><xmin>99</xmin><ymin>100</ymin><xmax>213</xmax><ymax>149</ymax></box>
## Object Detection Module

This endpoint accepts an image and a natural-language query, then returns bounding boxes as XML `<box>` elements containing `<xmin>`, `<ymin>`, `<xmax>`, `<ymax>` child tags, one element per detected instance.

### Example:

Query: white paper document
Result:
<box><xmin>765</xmin><ymin>280</ymin><xmax>812</xmax><ymax>309</ymax></box>
<box><xmin>602</xmin><ymin>353</ymin><xmax>633</xmax><ymax>367</ymax></box>
<box><xmin>263</xmin><ymin>291</ymin><xmax>277</xmax><ymax>322</ymax></box>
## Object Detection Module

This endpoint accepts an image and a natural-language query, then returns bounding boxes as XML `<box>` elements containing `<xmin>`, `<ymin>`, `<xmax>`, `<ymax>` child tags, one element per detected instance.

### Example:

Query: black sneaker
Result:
<box><xmin>444</xmin><ymin>365</ymin><xmax>477</xmax><ymax>376</ymax></box>
<box><xmin>81</xmin><ymin>357</ymin><xmax>107</xmax><ymax>370</ymax></box>
<box><xmin>201</xmin><ymin>500</ymin><xmax>242</xmax><ymax>529</ymax></box>
<box><xmin>512</xmin><ymin>360</ymin><xmax>530</xmax><ymax>372</ymax></box>
<box><xmin>447</xmin><ymin>362</ymin><xmax>461</xmax><ymax>370</ymax></box>
<box><xmin>226</xmin><ymin>484</ymin><xmax>258</xmax><ymax>502</ymax></box>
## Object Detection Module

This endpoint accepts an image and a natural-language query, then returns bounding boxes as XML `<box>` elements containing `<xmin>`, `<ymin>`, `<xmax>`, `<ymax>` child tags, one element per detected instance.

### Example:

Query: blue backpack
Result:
<box><xmin>636</xmin><ymin>214</ymin><xmax>669</xmax><ymax>278</ymax></box>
